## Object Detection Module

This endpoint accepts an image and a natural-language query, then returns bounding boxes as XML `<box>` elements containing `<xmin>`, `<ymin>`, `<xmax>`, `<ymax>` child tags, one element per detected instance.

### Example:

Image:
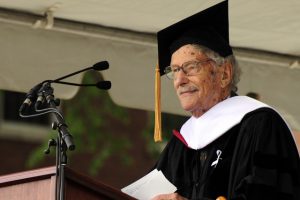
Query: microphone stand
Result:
<box><xmin>40</xmin><ymin>82</ymin><xmax>75</xmax><ymax>200</ymax></box>
<box><xmin>18</xmin><ymin>61</ymin><xmax>110</xmax><ymax>200</ymax></box>
<box><xmin>20</xmin><ymin>80</ymin><xmax>110</xmax><ymax>200</ymax></box>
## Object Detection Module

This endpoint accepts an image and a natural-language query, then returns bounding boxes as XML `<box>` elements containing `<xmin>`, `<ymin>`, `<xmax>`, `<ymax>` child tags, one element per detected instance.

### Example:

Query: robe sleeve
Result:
<box><xmin>155</xmin><ymin>136</ymin><xmax>192</xmax><ymax>189</ymax></box>
<box><xmin>228</xmin><ymin>108</ymin><xmax>300</xmax><ymax>200</ymax></box>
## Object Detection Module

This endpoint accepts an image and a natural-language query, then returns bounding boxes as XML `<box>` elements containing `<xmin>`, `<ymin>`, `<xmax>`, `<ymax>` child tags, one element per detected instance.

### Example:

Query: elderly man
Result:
<box><xmin>151</xmin><ymin>1</ymin><xmax>300</xmax><ymax>200</ymax></box>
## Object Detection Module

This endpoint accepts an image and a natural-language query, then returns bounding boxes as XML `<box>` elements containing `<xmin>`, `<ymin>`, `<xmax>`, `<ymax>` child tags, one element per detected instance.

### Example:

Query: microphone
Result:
<box><xmin>35</xmin><ymin>82</ymin><xmax>53</xmax><ymax>110</ymax></box>
<box><xmin>19</xmin><ymin>82</ymin><xmax>44</xmax><ymax>113</ymax></box>
<box><xmin>51</xmin><ymin>80</ymin><xmax>111</xmax><ymax>90</ymax></box>
<box><xmin>20</xmin><ymin>61</ymin><xmax>110</xmax><ymax>113</ymax></box>
<box><xmin>96</xmin><ymin>81</ymin><xmax>111</xmax><ymax>90</ymax></box>
<box><xmin>92</xmin><ymin>61</ymin><xmax>109</xmax><ymax>71</ymax></box>
<box><xmin>53</xmin><ymin>61</ymin><xmax>109</xmax><ymax>82</ymax></box>
<box><xmin>34</xmin><ymin>81</ymin><xmax>111</xmax><ymax>110</ymax></box>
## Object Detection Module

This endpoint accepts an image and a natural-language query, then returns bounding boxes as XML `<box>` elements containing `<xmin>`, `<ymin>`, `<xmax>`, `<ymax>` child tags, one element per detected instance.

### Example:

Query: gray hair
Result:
<box><xmin>192</xmin><ymin>44</ymin><xmax>241</xmax><ymax>92</ymax></box>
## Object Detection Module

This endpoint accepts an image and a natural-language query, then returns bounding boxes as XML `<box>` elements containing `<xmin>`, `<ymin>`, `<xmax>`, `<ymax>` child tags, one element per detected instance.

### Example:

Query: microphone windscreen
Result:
<box><xmin>96</xmin><ymin>81</ymin><xmax>111</xmax><ymax>90</ymax></box>
<box><xmin>93</xmin><ymin>61</ymin><xmax>109</xmax><ymax>71</ymax></box>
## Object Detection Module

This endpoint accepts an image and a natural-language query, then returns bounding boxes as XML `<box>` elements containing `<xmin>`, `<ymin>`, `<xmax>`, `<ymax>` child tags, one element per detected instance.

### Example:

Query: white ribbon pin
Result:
<box><xmin>211</xmin><ymin>150</ymin><xmax>222</xmax><ymax>168</ymax></box>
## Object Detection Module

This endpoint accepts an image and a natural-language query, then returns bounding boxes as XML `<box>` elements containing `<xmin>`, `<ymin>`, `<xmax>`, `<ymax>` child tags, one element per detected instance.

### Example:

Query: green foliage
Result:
<box><xmin>64</xmin><ymin>72</ymin><xmax>132</xmax><ymax>174</ymax></box>
<box><xmin>142</xmin><ymin>111</ymin><xmax>189</xmax><ymax>157</ymax></box>
<box><xmin>26</xmin><ymin>139</ymin><xmax>54</xmax><ymax>168</ymax></box>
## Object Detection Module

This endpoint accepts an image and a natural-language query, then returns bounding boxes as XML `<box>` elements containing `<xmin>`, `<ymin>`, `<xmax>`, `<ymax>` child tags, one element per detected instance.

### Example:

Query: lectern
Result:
<box><xmin>0</xmin><ymin>166</ymin><xmax>135</xmax><ymax>200</ymax></box>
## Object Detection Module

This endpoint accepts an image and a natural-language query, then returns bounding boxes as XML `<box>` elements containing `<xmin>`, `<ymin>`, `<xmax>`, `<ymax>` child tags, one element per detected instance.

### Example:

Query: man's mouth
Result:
<box><xmin>178</xmin><ymin>87</ymin><xmax>198</xmax><ymax>96</ymax></box>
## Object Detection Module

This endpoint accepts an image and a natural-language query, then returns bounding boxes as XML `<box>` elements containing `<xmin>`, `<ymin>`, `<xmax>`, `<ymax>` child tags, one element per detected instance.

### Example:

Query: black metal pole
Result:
<box><xmin>55</xmin><ymin>136</ymin><xmax>60</xmax><ymax>200</ymax></box>
<box><xmin>59</xmin><ymin>140</ymin><xmax>67</xmax><ymax>200</ymax></box>
<box><xmin>40</xmin><ymin>82</ymin><xmax>75</xmax><ymax>200</ymax></box>
<box><xmin>48</xmin><ymin>104</ymin><xmax>70</xmax><ymax>200</ymax></box>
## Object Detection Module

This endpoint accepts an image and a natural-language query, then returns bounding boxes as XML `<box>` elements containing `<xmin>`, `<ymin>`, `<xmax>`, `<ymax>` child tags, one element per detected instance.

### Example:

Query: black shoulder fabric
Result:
<box><xmin>228</xmin><ymin>108</ymin><xmax>300</xmax><ymax>200</ymax></box>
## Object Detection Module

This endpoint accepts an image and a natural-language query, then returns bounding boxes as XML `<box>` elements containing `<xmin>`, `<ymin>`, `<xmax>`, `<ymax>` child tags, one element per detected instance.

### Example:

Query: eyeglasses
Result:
<box><xmin>164</xmin><ymin>59</ymin><xmax>212</xmax><ymax>79</ymax></box>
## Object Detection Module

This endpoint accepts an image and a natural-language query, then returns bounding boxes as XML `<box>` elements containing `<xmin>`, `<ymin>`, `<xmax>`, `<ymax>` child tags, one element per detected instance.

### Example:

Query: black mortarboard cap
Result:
<box><xmin>157</xmin><ymin>0</ymin><xmax>232</xmax><ymax>75</ymax></box>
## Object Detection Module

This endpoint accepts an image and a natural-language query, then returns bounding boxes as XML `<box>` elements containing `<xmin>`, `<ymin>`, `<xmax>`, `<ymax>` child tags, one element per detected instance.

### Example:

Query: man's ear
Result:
<box><xmin>220</xmin><ymin>60</ymin><xmax>233</xmax><ymax>88</ymax></box>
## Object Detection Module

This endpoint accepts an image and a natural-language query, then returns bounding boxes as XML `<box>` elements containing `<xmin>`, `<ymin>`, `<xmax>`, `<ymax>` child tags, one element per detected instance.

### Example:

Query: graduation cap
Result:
<box><xmin>154</xmin><ymin>0</ymin><xmax>232</xmax><ymax>142</ymax></box>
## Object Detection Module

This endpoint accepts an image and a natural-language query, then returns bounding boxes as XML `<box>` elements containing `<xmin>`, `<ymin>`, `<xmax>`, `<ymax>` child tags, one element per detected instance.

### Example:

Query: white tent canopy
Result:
<box><xmin>0</xmin><ymin>0</ymin><xmax>299</xmax><ymax>129</ymax></box>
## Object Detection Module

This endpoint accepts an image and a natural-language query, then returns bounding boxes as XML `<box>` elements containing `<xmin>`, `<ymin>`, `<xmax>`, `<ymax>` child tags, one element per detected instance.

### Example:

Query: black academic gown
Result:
<box><xmin>155</xmin><ymin>108</ymin><xmax>300</xmax><ymax>200</ymax></box>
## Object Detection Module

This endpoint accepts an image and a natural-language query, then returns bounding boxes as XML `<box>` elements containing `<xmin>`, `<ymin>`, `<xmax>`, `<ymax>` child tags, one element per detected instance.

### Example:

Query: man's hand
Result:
<box><xmin>151</xmin><ymin>193</ymin><xmax>187</xmax><ymax>200</ymax></box>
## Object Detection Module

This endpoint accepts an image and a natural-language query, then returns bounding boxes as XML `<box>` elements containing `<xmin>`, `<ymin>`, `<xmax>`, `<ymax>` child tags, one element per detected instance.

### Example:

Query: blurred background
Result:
<box><xmin>0</xmin><ymin>0</ymin><xmax>299</xmax><ymax>189</ymax></box>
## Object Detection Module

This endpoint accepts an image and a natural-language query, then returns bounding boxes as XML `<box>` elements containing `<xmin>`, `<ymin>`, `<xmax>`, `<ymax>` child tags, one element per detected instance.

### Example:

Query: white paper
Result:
<box><xmin>121</xmin><ymin>169</ymin><xmax>177</xmax><ymax>200</ymax></box>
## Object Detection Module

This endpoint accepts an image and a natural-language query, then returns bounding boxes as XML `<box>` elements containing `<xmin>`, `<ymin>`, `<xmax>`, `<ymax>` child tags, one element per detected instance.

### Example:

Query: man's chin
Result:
<box><xmin>180</xmin><ymin>102</ymin><xmax>206</xmax><ymax>117</ymax></box>
<box><xmin>180</xmin><ymin>103</ymin><xmax>195</xmax><ymax>113</ymax></box>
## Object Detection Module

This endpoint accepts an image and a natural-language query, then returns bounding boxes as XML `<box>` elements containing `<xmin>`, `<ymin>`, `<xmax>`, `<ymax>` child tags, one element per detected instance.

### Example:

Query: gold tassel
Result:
<box><xmin>154</xmin><ymin>64</ymin><xmax>162</xmax><ymax>142</ymax></box>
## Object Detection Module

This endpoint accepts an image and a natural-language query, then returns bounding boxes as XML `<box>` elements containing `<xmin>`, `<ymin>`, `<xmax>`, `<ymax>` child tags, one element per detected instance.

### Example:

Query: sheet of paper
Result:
<box><xmin>121</xmin><ymin>169</ymin><xmax>159</xmax><ymax>195</ymax></box>
<box><xmin>121</xmin><ymin>169</ymin><xmax>177</xmax><ymax>200</ymax></box>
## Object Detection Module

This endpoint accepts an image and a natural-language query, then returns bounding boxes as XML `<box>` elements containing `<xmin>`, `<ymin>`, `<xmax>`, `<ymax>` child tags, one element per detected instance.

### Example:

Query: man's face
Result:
<box><xmin>171</xmin><ymin>44</ymin><xmax>227</xmax><ymax>117</ymax></box>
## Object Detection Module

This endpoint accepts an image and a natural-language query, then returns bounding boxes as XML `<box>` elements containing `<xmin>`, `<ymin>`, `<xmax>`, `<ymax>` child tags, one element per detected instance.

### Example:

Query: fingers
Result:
<box><xmin>151</xmin><ymin>193</ymin><xmax>187</xmax><ymax>200</ymax></box>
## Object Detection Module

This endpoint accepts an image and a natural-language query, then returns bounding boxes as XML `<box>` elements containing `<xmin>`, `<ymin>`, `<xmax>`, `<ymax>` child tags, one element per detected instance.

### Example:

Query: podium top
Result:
<box><xmin>0</xmin><ymin>166</ymin><xmax>135</xmax><ymax>200</ymax></box>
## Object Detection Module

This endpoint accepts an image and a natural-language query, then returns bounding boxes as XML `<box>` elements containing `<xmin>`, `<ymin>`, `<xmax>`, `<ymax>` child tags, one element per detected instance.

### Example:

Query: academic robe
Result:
<box><xmin>155</xmin><ymin>107</ymin><xmax>300</xmax><ymax>200</ymax></box>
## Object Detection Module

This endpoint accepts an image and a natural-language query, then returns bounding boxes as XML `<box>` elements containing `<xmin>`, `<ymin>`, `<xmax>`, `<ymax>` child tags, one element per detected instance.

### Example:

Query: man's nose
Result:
<box><xmin>174</xmin><ymin>69</ymin><xmax>188</xmax><ymax>86</ymax></box>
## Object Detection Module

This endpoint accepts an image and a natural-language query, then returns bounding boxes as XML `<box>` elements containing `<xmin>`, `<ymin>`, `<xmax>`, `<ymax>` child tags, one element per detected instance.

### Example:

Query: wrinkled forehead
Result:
<box><xmin>170</xmin><ymin>44</ymin><xmax>208</xmax><ymax>65</ymax></box>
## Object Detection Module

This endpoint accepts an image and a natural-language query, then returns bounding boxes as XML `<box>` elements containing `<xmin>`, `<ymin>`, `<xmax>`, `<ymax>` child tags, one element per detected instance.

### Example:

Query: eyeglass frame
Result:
<box><xmin>164</xmin><ymin>59</ymin><xmax>213</xmax><ymax>80</ymax></box>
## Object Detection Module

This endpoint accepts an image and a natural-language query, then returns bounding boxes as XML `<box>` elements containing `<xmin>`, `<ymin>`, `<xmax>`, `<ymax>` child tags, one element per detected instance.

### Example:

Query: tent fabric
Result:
<box><xmin>0</xmin><ymin>0</ymin><xmax>299</xmax><ymax>130</ymax></box>
<box><xmin>0</xmin><ymin>0</ymin><xmax>299</xmax><ymax>55</ymax></box>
